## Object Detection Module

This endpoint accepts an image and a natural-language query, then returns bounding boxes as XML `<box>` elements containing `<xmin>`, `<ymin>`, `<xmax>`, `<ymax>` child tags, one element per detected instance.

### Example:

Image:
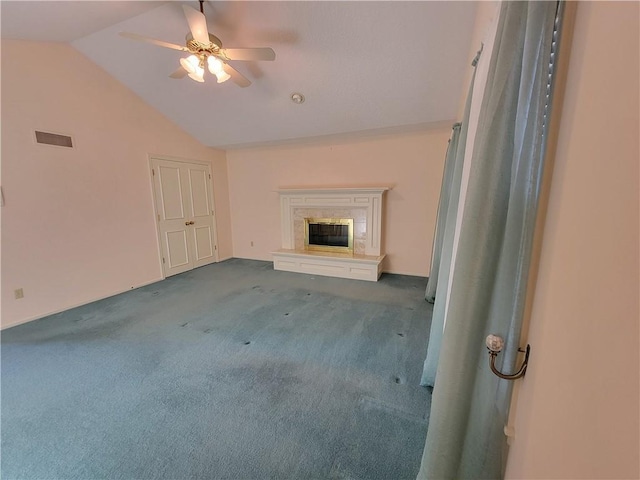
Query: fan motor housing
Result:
<box><xmin>186</xmin><ymin>33</ymin><xmax>222</xmax><ymax>55</ymax></box>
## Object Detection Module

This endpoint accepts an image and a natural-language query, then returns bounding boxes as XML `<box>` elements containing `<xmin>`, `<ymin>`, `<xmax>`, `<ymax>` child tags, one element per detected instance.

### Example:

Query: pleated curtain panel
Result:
<box><xmin>424</xmin><ymin>122</ymin><xmax>461</xmax><ymax>304</ymax></box>
<box><xmin>420</xmin><ymin>77</ymin><xmax>475</xmax><ymax>387</ymax></box>
<box><xmin>418</xmin><ymin>1</ymin><xmax>560</xmax><ymax>479</ymax></box>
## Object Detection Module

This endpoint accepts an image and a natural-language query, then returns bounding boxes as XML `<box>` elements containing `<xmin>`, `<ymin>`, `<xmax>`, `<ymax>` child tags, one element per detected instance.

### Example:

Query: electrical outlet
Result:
<box><xmin>14</xmin><ymin>288</ymin><xmax>24</xmax><ymax>300</ymax></box>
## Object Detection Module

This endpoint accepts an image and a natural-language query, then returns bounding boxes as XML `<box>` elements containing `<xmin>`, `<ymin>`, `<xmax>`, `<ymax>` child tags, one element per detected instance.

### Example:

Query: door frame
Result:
<box><xmin>148</xmin><ymin>154</ymin><xmax>220</xmax><ymax>278</ymax></box>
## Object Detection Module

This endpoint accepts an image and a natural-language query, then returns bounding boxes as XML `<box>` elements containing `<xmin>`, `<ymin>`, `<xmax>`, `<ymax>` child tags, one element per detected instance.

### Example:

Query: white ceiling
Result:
<box><xmin>1</xmin><ymin>1</ymin><xmax>478</xmax><ymax>149</ymax></box>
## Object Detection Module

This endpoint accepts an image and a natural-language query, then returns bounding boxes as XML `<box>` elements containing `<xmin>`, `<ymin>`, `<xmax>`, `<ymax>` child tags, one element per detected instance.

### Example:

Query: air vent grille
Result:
<box><xmin>35</xmin><ymin>131</ymin><xmax>73</xmax><ymax>148</ymax></box>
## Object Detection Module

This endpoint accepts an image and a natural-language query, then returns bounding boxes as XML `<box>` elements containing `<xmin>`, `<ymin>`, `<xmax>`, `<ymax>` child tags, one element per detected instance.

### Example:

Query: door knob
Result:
<box><xmin>185</xmin><ymin>221</ymin><xmax>195</xmax><ymax>226</ymax></box>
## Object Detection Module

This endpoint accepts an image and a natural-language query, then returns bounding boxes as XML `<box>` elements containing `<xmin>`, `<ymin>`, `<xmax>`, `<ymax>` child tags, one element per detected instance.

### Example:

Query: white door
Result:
<box><xmin>151</xmin><ymin>158</ymin><xmax>218</xmax><ymax>277</ymax></box>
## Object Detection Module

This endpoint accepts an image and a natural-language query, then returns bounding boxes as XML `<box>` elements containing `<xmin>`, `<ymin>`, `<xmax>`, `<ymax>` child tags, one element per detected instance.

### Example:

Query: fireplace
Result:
<box><xmin>304</xmin><ymin>218</ymin><xmax>353</xmax><ymax>254</ymax></box>
<box><xmin>273</xmin><ymin>187</ymin><xmax>389</xmax><ymax>281</ymax></box>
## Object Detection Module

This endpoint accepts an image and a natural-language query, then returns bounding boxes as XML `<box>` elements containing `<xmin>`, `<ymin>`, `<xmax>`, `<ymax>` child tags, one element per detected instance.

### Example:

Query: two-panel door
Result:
<box><xmin>151</xmin><ymin>158</ymin><xmax>218</xmax><ymax>277</ymax></box>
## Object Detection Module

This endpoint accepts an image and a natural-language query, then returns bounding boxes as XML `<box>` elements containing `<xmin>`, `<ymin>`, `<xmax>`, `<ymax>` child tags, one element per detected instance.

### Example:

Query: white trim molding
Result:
<box><xmin>273</xmin><ymin>187</ymin><xmax>389</xmax><ymax>281</ymax></box>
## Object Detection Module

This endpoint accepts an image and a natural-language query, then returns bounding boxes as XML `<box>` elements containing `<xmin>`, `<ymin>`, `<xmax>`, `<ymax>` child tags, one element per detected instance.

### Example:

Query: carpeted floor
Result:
<box><xmin>1</xmin><ymin>259</ymin><xmax>433</xmax><ymax>479</ymax></box>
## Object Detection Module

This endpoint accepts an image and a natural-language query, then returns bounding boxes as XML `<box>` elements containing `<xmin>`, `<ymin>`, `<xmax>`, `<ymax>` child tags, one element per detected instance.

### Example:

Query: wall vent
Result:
<box><xmin>34</xmin><ymin>131</ymin><xmax>74</xmax><ymax>148</ymax></box>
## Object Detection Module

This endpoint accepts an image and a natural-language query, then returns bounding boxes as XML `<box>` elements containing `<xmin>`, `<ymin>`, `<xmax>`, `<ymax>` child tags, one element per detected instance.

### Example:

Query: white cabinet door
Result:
<box><xmin>152</xmin><ymin>158</ymin><xmax>218</xmax><ymax>277</ymax></box>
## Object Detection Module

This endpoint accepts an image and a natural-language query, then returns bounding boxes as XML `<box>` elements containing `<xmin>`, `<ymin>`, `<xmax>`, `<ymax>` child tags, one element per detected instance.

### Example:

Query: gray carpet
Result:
<box><xmin>1</xmin><ymin>259</ymin><xmax>433</xmax><ymax>479</ymax></box>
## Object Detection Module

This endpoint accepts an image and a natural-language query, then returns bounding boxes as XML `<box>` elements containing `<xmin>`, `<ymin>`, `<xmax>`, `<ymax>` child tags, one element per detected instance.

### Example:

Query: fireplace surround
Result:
<box><xmin>272</xmin><ymin>187</ymin><xmax>389</xmax><ymax>281</ymax></box>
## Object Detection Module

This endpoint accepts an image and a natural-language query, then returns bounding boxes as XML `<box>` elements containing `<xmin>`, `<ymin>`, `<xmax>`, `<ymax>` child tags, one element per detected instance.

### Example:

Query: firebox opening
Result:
<box><xmin>304</xmin><ymin>218</ymin><xmax>354</xmax><ymax>254</ymax></box>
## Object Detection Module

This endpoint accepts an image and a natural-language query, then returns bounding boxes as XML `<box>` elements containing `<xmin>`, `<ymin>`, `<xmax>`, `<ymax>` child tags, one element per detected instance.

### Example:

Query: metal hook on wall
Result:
<box><xmin>485</xmin><ymin>334</ymin><xmax>530</xmax><ymax>380</ymax></box>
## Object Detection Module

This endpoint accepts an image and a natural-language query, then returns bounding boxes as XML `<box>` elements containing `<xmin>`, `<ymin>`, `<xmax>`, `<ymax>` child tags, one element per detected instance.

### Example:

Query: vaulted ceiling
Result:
<box><xmin>1</xmin><ymin>1</ymin><xmax>478</xmax><ymax>148</ymax></box>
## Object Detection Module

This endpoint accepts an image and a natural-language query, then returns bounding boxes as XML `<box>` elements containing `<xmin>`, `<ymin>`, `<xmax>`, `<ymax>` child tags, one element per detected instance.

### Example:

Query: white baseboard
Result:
<box><xmin>1</xmin><ymin>259</ymin><xmax>425</xmax><ymax>330</ymax></box>
<box><xmin>1</xmin><ymin>277</ymin><xmax>163</xmax><ymax>331</ymax></box>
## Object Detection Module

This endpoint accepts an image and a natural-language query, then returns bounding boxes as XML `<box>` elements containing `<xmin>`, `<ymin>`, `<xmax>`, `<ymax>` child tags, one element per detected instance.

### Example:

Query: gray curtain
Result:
<box><xmin>425</xmin><ymin>122</ymin><xmax>461</xmax><ymax>303</ymax></box>
<box><xmin>418</xmin><ymin>1</ymin><xmax>558</xmax><ymax>478</ymax></box>
<box><xmin>420</xmin><ymin>71</ymin><xmax>476</xmax><ymax>387</ymax></box>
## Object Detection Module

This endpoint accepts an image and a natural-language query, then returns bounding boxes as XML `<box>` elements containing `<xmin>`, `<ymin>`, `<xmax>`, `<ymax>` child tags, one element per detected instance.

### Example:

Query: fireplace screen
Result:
<box><xmin>304</xmin><ymin>218</ymin><xmax>354</xmax><ymax>253</ymax></box>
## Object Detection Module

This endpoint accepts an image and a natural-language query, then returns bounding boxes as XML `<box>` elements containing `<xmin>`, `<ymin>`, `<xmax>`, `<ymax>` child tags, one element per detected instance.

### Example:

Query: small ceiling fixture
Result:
<box><xmin>291</xmin><ymin>93</ymin><xmax>305</xmax><ymax>104</ymax></box>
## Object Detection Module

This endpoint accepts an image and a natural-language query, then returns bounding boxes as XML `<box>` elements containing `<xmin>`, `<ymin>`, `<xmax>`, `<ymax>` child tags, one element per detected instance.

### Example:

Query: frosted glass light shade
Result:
<box><xmin>188</xmin><ymin>64</ymin><xmax>205</xmax><ymax>83</ymax></box>
<box><xmin>180</xmin><ymin>55</ymin><xmax>199</xmax><ymax>74</ymax></box>
<box><xmin>188</xmin><ymin>72</ymin><xmax>205</xmax><ymax>82</ymax></box>
<box><xmin>485</xmin><ymin>334</ymin><xmax>504</xmax><ymax>353</ymax></box>
<box><xmin>207</xmin><ymin>56</ymin><xmax>224</xmax><ymax>75</ymax></box>
<box><xmin>215</xmin><ymin>71</ymin><xmax>231</xmax><ymax>83</ymax></box>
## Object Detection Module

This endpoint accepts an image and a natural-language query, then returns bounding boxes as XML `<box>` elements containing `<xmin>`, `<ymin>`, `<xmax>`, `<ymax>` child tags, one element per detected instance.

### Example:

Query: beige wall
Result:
<box><xmin>226</xmin><ymin>129</ymin><xmax>450</xmax><ymax>276</ymax></box>
<box><xmin>456</xmin><ymin>1</ymin><xmax>499</xmax><ymax>119</ymax></box>
<box><xmin>505</xmin><ymin>2</ymin><xmax>639</xmax><ymax>478</ymax></box>
<box><xmin>1</xmin><ymin>40</ymin><xmax>232</xmax><ymax>328</ymax></box>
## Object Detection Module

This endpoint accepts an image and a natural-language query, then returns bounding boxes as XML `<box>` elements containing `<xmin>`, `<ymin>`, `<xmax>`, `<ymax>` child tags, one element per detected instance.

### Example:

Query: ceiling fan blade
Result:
<box><xmin>119</xmin><ymin>32</ymin><xmax>188</xmax><ymax>52</ymax></box>
<box><xmin>223</xmin><ymin>64</ymin><xmax>251</xmax><ymax>88</ymax></box>
<box><xmin>182</xmin><ymin>5</ymin><xmax>210</xmax><ymax>44</ymax></box>
<box><xmin>222</xmin><ymin>48</ymin><xmax>276</xmax><ymax>62</ymax></box>
<box><xmin>169</xmin><ymin>66</ymin><xmax>188</xmax><ymax>79</ymax></box>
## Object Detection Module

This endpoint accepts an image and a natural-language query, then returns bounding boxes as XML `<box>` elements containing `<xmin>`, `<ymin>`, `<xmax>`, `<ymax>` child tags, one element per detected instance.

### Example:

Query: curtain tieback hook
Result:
<box><xmin>485</xmin><ymin>334</ymin><xmax>530</xmax><ymax>380</ymax></box>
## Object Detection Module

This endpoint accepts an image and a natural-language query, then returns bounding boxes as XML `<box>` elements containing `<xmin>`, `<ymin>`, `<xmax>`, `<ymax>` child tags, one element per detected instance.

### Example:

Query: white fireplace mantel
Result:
<box><xmin>272</xmin><ymin>187</ymin><xmax>389</xmax><ymax>281</ymax></box>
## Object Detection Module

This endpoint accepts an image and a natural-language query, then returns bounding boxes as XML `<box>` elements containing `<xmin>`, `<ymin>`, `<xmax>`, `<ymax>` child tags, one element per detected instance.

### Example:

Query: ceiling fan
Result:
<box><xmin>119</xmin><ymin>0</ymin><xmax>275</xmax><ymax>87</ymax></box>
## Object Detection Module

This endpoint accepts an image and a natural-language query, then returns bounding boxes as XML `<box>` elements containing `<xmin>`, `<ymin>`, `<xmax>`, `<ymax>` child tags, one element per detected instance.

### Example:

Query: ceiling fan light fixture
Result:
<box><xmin>121</xmin><ymin>3</ymin><xmax>272</xmax><ymax>89</ymax></box>
<box><xmin>207</xmin><ymin>56</ymin><xmax>225</xmax><ymax>75</ymax></box>
<box><xmin>215</xmin><ymin>71</ymin><xmax>231</xmax><ymax>84</ymax></box>
<box><xmin>188</xmin><ymin>65</ymin><xmax>205</xmax><ymax>83</ymax></box>
<box><xmin>180</xmin><ymin>54</ymin><xmax>200</xmax><ymax>74</ymax></box>
<box><xmin>188</xmin><ymin>72</ymin><xmax>205</xmax><ymax>83</ymax></box>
